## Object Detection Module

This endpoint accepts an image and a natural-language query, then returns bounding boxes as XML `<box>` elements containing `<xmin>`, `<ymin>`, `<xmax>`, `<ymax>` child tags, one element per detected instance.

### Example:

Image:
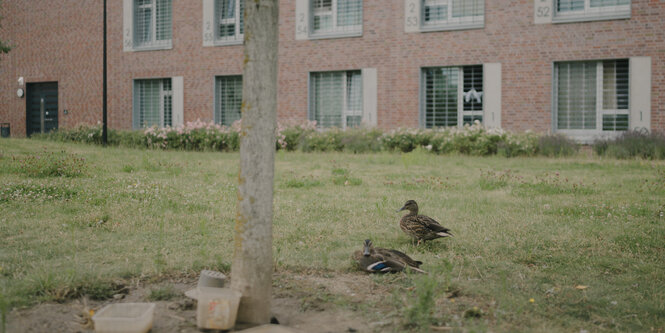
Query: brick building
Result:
<box><xmin>1</xmin><ymin>0</ymin><xmax>663</xmax><ymax>142</ymax></box>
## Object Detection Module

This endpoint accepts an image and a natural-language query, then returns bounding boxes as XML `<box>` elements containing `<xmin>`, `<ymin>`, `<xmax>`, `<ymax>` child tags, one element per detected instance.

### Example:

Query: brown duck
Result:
<box><xmin>397</xmin><ymin>200</ymin><xmax>453</xmax><ymax>245</ymax></box>
<box><xmin>352</xmin><ymin>239</ymin><xmax>426</xmax><ymax>273</ymax></box>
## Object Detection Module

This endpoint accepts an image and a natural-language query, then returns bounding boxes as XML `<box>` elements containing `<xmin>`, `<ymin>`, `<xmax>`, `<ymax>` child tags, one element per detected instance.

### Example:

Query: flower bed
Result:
<box><xmin>33</xmin><ymin>119</ymin><xmax>583</xmax><ymax>157</ymax></box>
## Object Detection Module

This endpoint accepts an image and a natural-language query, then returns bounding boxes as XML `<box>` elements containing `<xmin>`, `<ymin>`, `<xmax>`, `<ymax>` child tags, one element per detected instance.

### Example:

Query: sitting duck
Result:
<box><xmin>397</xmin><ymin>200</ymin><xmax>453</xmax><ymax>245</ymax></box>
<box><xmin>353</xmin><ymin>239</ymin><xmax>426</xmax><ymax>273</ymax></box>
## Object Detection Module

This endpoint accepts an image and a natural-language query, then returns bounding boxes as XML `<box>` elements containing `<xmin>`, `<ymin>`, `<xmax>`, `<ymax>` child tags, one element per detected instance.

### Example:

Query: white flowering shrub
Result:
<box><xmin>382</xmin><ymin>121</ymin><xmax>539</xmax><ymax>157</ymax></box>
<box><xmin>35</xmin><ymin>120</ymin><xmax>550</xmax><ymax>157</ymax></box>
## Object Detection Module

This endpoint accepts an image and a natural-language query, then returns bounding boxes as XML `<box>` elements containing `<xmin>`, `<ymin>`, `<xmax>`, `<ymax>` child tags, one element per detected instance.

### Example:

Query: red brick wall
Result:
<box><xmin>0</xmin><ymin>1</ymin><xmax>104</xmax><ymax>136</ymax></box>
<box><xmin>1</xmin><ymin>0</ymin><xmax>663</xmax><ymax>136</ymax></box>
<box><xmin>279</xmin><ymin>0</ymin><xmax>665</xmax><ymax>131</ymax></box>
<box><xmin>105</xmin><ymin>0</ymin><xmax>245</xmax><ymax>130</ymax></box>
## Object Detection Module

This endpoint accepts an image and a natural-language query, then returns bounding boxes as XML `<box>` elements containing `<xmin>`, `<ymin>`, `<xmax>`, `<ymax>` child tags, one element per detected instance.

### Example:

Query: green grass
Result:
<box><xmin>1</xmin><ymin>138</ymin><xmax>664</xmax><ymax>332</ymax></box>
<box><xmin>147</xmin><ymin>285</ymin><xmax>178</xmax><ymax>301</ymax></box>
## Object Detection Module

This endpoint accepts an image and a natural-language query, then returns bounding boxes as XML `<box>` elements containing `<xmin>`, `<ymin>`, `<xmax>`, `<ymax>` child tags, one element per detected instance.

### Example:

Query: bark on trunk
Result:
<box><xmin>230</xmin><ymin>0</ymin><xmax>279</xmax><ymax>326</ymax></box>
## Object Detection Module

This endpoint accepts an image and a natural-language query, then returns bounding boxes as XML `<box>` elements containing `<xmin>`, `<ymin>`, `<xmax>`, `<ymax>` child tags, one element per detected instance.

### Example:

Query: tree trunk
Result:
<box><xmin>230</xmin><ymin>0</ymin><xmax>279</xmax><ymax>326</ymax></box>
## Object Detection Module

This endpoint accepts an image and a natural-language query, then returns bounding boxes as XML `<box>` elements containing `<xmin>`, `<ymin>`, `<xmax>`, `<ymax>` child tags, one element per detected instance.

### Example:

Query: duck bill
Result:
<box><xmin>396</xmin><ymin>205</ymin><xmax>407</xmax><ymax>212</ymax></box>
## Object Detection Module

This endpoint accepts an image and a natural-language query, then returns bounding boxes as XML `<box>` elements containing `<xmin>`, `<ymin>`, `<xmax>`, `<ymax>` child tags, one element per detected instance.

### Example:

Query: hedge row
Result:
<box><xmin>32</xmin><ymin>119</ymin><xmax>665</xmax><ymax>159</ymax></box>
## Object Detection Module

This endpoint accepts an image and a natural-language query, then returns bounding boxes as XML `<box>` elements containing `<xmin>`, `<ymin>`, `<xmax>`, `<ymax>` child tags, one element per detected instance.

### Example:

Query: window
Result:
<box><xmin>215</xmin><ymin>76</ymin><xmax>243</xmax><ymax>126</ymax></box>
<box><xmin>421</xmin><ymin>0</ymin><xmax>484</xmax><ymax>31</ymax></box>
<box><xmin>555</xmin><ymin>59</ymin><xmax>629</xmax><ymax>135</ymax></box>
<box><xmin>134</xmin><ymin>0</ymin><xmax>172</xmax><ymax>49</ymax></box>
<box><xmin>421</xmin><ymin>65</ymin><xmax>483</xmax><ymax>128</ymax></box>
<box><xmin>215</xmin><ymin>0</ymin><xmax>244</xmax><ymax>43</ymax></box>
<box><xmin>309</xmin><ymin>71</ymin><xmax>363</xmax><ymax>128</ymax></box>
<box><xmin>311</xmin><ymin>0</ymin><xmax>362</xmax><ymax>37</ymax></box>
<box><xmin>134</xmin><ymin>78</ymin><xmax>173</xmax><ymax>128</ymax></box>
<box><xmin>554</xmin><ymin>0</ymin><xmax>630</xmax><ymax>22</ymax></box>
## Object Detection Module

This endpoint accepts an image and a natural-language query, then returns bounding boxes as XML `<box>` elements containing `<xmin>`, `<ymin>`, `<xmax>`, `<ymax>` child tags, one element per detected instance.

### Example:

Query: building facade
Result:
<box><xmin>1</xmin><ymin>0</ymin><xmax>663</xmax><ymax>142</ymax></box>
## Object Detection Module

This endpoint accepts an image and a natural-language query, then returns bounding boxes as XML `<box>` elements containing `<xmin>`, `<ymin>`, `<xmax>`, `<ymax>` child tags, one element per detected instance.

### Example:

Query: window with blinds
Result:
<box><xmin>555</xmin><ymin>0</ymin><xmax>630</xmax><ymax>20</ymax></box>
<box><xmin>309</xmin><ymin>71</ymin><xmax>363</xmax><ymax>128</ymax></box>
<box><xmin>215</xmin><ymin>76</ymin><xmax>243</xmax><ymax>126</ymax></box>
<box><xmin>311</xmin><ymin>0</ymin><xmax>362</xmax><ymax>36</ymax></box>
<box><xmin>135</xmin><ymin>78</ymin><xmax>173</xmax><ymax>128</ymax></box>
<box><xmin>216</xmin><ymin>0</ymin><xmax>244</xmax><ymax>42</ymax></box>
<box><xmin>602</xmin><ymin>59</ymin><xmax>629</xmax><ymax>130</ymax></box>
<box><xmin>463</xmin><ymin>65</ymin><xmax>483</xmax><ymax>124</ymax></box>
<box><xmin>555</xmin><ymin>59</ymin><xmax>629</xmax><ymax>133</ymax></box>
<box><xmin>134</xmin><ymin>0</ymin><xmax>172</xmax><ymax>48</ymax></box>
<box><xmin>422</xmin><ymin>0</ymin><xmax>484</xmax><ymax>30</ymax></box>
<box><xmin>422</xmin><ymin>65</ymin><xmax>483</xmax><ymax>128</ymax></box>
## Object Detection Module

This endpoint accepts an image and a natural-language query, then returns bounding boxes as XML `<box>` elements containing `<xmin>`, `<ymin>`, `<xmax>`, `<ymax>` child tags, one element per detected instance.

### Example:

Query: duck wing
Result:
<box><xmin>366</xmin><ymin>259</ymin><xmax>406</xmax><ymax>273</ymax></box>
<box><xmin>419</xmin><ymin>215</ymin><xmax>453</xmax><ymax>237</ymax></box>
<box><xmin>355</xmin><ymin>251</ymin><xmax>405</xmax><ymax>273</ymax></box>
<box><xmin>377</xmin><ymin>248</ymin><xmax>423</xmax><ymax>268</ymax></box>
<box><xmin>401</xmin><ymin>216</ymin><xmax>434</xmax><ymax>236</ymax></box>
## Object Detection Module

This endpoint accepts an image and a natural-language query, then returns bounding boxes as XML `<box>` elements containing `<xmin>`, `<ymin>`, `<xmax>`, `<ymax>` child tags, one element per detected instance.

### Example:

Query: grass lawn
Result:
<box><xmin>1</xmin><ymin>138</ymin><xmax>664</xmax><ymax>332</ymax></box>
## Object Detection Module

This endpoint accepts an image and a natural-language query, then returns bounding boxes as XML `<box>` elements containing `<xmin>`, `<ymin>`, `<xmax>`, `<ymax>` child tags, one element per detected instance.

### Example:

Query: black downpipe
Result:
<box><xmin>102</xmin><ymin>0</ymin><xmax>108</xmax><ymax>146</ymax></box>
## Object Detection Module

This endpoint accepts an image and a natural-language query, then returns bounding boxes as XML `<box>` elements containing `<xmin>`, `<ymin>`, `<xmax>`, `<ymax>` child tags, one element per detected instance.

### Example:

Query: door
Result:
<box><xmin>26</xmin><ymin>82</ymin><xmax>58</xmax><ymax>136</ymax></box>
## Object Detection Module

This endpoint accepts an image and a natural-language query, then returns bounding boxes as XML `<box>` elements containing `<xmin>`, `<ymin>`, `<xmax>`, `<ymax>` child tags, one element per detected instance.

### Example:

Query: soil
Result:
<box><xmin>6</xmin><ymin>272</ymin><xmax>396</xmax><ymax>333</ymax></box>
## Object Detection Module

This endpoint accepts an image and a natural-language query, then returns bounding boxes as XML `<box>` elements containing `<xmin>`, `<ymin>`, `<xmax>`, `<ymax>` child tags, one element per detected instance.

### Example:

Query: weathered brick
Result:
<box><xmin>0</xmin><ymin>0</ymin><xmax>663</xmax><ymax>136</ymax></box>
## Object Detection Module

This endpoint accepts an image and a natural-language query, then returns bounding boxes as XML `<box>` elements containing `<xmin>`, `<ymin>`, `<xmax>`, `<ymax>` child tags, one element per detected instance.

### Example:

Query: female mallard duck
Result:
<box><xmin>352</xmin><ymin>239</ymin><xmax>426</xmax><ymax>273</ymax></box>
<box><xmin>397</xmin><ymin>200</ymin><xmax>453</xmax><ymax>245</ymax></box>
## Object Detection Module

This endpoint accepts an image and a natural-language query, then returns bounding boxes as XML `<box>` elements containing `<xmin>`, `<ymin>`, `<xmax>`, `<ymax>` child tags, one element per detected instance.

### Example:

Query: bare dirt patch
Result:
<box><xmin>6</xmin><ymin>271</ymin><xmax>394</xmax><ymax>333</ymax></box>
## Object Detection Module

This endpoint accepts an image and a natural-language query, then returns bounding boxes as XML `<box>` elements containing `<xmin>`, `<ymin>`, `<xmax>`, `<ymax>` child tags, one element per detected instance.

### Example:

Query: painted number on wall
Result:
<box><xmin>124</xmin><ymin>28</ymin><xmax>132</xmax><ymax>47</ymax></box>
<box><xmin>296</xmin><ymin>13</ymin><xmax>308</xmax><ymax>34</ymax></box>
<box><xmin>534</xmin><ymin>0</ymin><xmax>553</xmax><ymax>24</ymax></box>
<box><xmin>405</xmin><ymin>0</ymin><xmax>419</xmax><ymax>28</ymax></box>
<box><xmin>536</xmin><ymin>5</ymin><xmax>550</xmax><ymax>17</ymax></box>
<box><xmin>204</xmin><ymin>21</ymin><xmax>214</xmax><ymax>42</ymax></box>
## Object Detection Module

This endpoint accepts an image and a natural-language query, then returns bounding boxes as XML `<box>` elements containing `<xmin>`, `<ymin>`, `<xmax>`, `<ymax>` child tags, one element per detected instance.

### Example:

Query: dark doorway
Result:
<box><xmin>26</xmin><ymin>82</ymin><xmax>58</xmax><ymax>136</ymax></box>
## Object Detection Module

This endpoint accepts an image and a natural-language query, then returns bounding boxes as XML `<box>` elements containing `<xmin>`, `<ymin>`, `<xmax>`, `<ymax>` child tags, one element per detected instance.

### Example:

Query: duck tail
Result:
<box><xmin>437</xmin><ymin>231</ymin><xmax>453</xmax><ymax>238</ymax></box>
<box><xmin>408</xmin><ymin>266</ymin><xmax>428</xmax><ymax>274</ymax></box>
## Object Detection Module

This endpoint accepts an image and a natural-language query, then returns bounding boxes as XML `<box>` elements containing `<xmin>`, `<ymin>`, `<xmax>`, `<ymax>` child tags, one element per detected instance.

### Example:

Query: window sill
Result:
<box><xmin>211</xmin><ymin>39</ymin><xmax>244</xmax><ymax>47</ymax></box>
<box><xmin>307</xmin><ymin>30</ymin><xmax>363</xmax><ymax>40</ymax></box>
<box><xmin>418</xmin><ymin>22</ymin><xmax>484</xmax><ymax>33</ymax></box>
<box><xmin>130</xmin><ymin>42</ymin><xmax>173</xmax><ymax>52</ymax></box>
<box><xmin>556</xmin><ymin>129</ymin><xmax>624</xmax><ymax>144</ymax></box>
<box><xmin>552</xmin><ymin>11</ymin><xmax>630</xmax><ymax>24</ymax></box>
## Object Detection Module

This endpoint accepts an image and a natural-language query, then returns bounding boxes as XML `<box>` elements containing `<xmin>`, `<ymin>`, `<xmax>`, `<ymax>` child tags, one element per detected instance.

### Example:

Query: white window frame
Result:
<box><xmin>136</xmin><ymin>0</ymin><xmax>156</xmax><ymax>47</ymax></box>
<box><xmin>133</xmin><ymin>78</ymin><xmax>173</xmax><ymax>129</ymax></box>
<box><xmin>124</xmin><ymin>0</ymin><xmax>172</xmax><ymax>51</ymax></box>
<box><xmin>344</xmin><ymin>72</ymin><xmax>363</xmax><ymax>127</ymax></box>
<box><xmin>553</xmin><ymin>60</ymin><xmax>630</xmax><ymax>142</ymax></box>
<box><xmin>420</xmin><ymin>66</ymin><xmax>484</xmax><ymax>128</ymax></box>
<box><xmin>214</xmin><ymin>75</ymin><xmax>243</xmax><ymax>126</ymax></box>
<box><xmin>309</xmin><ymin>0</ymin><xmax>363</xmax><ymax>39</ymax></box>
<box><xmin>406</xmin><ymin>0</ymin><xmax>484</xmax><ymax>33</ymax></box>
<box><xmin>309</xmin><ymin>70</ymin><xmax>363</xmax><ymax>129</ymax></box>
<box><xmin>214</xmin><ymin>0</ymin><xmax>244</xmax><ymax>45</ymax></box>
<box><xmin>312</xmin><ymin>0</ymin><xmax>334</xmax><ymax>31</ymax></box>
<box><xmin>552</xmin><ymin>0</ymin><xmax>630</xmax><ymax>23</ymax></box>
<box><xmin>160</xmin><ymin>80</ymin><xmax>173</xmax><ymax>127</ymax></box>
